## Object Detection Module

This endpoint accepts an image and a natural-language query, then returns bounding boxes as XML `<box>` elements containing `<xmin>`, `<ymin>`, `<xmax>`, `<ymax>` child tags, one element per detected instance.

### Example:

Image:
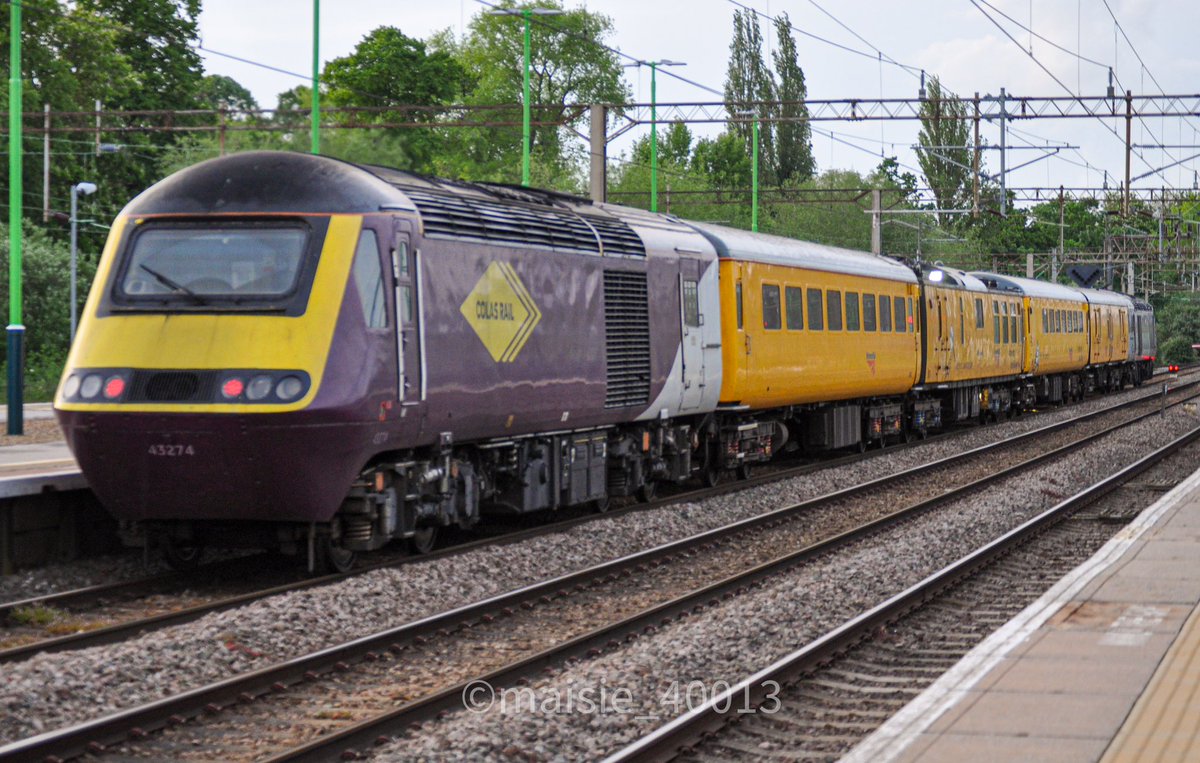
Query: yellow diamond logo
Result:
<box><xmin>460</xmin><ymin>262</ymin><xmax>542</xmax><ymax>363</ymax></box>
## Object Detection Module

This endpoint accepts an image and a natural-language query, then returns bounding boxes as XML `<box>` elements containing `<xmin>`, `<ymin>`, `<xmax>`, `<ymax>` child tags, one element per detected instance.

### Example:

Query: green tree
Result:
<box><xmin>320</xmin><ymin>26</ymin><xmax>466</xmax><ymax>173</ymax></box>
<box><xmin>725</xmin><ymin>8</ymin><xmax>776</xmax><ymax>184</ymax></box>
<box><xmin>434</xmin><ymin>1</ymin><xmax>628</xmax><ymax>186</ymax></box>
<box><xmin>771</xmin><ymin>13</ymin><xmax>814</xmax><ymax>183</ymax></box>
<box><xmin>916</xmin><ymin>76</ymin><xmax>973</xmax><ymax>225</ymax></box>
<box><xmin>198</xmin><ymin>74</ymin><xmax>258</xmax><ymax>115</ymax></box>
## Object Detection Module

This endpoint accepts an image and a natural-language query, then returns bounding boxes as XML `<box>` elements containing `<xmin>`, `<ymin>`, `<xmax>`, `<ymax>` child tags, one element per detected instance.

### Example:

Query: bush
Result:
<box><xmin>1159</xmin><ymin>336</ymin><xmax>1196</xmax><ymax>366</ymax></box>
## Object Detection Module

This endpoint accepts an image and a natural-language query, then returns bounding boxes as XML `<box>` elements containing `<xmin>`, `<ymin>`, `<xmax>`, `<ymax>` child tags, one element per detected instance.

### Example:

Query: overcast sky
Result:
<box><xmin>197</xmin><ymin>1</ymin><xmax>1200</xmax><ymax>198</ymax></box>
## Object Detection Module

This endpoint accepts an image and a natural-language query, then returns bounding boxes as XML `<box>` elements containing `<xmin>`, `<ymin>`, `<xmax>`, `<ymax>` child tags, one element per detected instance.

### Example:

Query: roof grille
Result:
<box><xmin>403</xmin><ymin>188</ymin><xmax>644</xmax><ymax>257</ymax></box>
<box><xmin>603</xmin><ymin>270</ymin><xmax>651</xmax><ymax>408</ymax></box>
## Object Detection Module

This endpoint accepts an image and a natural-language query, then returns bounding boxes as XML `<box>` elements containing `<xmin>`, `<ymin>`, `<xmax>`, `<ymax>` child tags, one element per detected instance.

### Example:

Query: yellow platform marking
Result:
<box><xmin>1103</xmin><ymin>601</ymin><xmax>1200</xmax><ymax>762</ymax></box>
<box><xmin>459</xmin><ymin>261</ymin><xmax>541</xmax><ymax>363</ymax></box>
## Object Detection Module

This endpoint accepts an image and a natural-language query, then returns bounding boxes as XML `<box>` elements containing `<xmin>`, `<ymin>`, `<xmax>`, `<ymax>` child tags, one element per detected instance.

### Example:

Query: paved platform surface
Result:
<box><xmin>845</xmin><ymin>464</ymin><xmax>1200</xmax><ymax>763</ymax></box>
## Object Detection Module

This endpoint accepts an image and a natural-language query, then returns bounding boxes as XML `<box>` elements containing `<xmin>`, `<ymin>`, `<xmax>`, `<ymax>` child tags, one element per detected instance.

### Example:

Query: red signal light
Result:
<box><xmin>222</xmin><ymin>378</ymin><xmax>245</xmax><ymax>398</ymax></box>
<box><xmin>103</xmin><ymin>376</ymin><xmax>125</xmax><ymax>399</ymax></box>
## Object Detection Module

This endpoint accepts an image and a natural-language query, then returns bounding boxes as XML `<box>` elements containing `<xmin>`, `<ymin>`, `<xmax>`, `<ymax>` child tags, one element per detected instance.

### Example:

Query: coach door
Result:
<box><xmin>392</xmin><ymin>224</ymin><xmax>423</xmax><ymax>406</ymax></box>
<box><xmin>679</xmin><ymin>259</ymin><xmax>705</xmax><ymax>411</ymax></box>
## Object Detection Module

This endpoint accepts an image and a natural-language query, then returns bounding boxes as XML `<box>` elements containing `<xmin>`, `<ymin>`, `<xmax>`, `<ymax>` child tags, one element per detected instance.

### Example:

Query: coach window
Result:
<box><xmin>1042</xmin><ymin>308</ymin><xmax>1048</xmax><ymax>333</ymax></box>
<box><xmin>863</xmin><ymin>293</ymin><xmax>877</xmax><ymax>331</ymax></box>
<box><xmin>879</xmin><ymin>295</ymin><xmax>892</xmax><ymax>332</ymax></box>
<box><xmin>992</xmin><ymin>300</ymin><xmax>1000</xmax><ymax>343</ymax></box>
<box><xmin>894</xmin><ymin>295</ymin><xmax>906</xmax><ymax>333</ymax></box>
<box><xmin>845</xmin><ymin>292</ymin><xmax>860</xmax><ymax>331</ymax></box>
<box><xmin>975</xmin><ymin>298</ymin><xmax>985</xmax><ymax>329</ymax></box>
<box><xmin>807</xmin><ymin>288</ymin><xmax>824</xmax><ymax>331</ymax></box>
<box><xmin>1010</xmin><ymin>308</ymin><xmax>1017</xmax><ymax>343</ymax></box>
<box><xmin>1001</xmin><ymin>303</ymin><xmax>1009</xmax><ymax>343</ymax></box>
<box><xmin>736</xmin><ymin>282</ymin><xmax>743</xmax><ymax>330</ymax></box>
<box><xmin>762</xmin><ymin>284</ymin><xmax>782</xmax><ymax>330</ymax></box>
<box><xmin>682</xmin><ymin>280</ymin><xmax>700</xmax><ymax>327</ymax></box>
<box><xmin>909</xmin><ymin>297</ymin><xmax>916</xmax><ymax>332</ymax></box>
<box><xmin>958</xmin><ymin>297</ymin><xmax>965</xmax><ymax>339</ymax></box>
<box><xmin>785</xmin><ymin>286</ymin><xmax>803</xmax><ymax>330</ymax></box>
<box><xmin>351</xmin><ymin>230</ymin><xmax>387</xmax><ymax>329</ymax></box>
<box><xmin>827</xmin><ymin>290</ymin><xmax>843</xmax><ymax>331</ymax></box>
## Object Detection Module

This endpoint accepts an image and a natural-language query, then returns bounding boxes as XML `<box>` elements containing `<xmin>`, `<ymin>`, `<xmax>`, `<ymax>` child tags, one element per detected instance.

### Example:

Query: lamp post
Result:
<box><xmin>627</xmin><ymin>60</ymin><xmax>685</xmax><ymax>213</ymax></box>
<box><xmin>737</xmin><ymin>109</ymin><xmax>760</xmax><ymax>232</ymax></box>
<box><xmin>311</xmin><ymin>0</ymin><xmax>320</xmax><ymax>154</ymax></box>
<box><xmin>488</xmin><ymin>7</ymin><xmax>563</xmax><ymax>186</ymax></box>
<box><xmin>8</xmin><ymin>0</ymin><xmax>23</xmax><ymax>435</ymax></box>
<box><xmin>69</xmin><ymin>182</ymin><xmax>97</xmax><ymax>342</ymax></box>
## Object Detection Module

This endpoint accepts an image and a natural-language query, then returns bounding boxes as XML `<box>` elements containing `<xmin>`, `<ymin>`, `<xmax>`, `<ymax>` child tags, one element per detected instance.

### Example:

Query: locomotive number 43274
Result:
<box><xmin>148</xmin><ymin>444</ymin><xmax>195</xmax><ymax>456</ymax></box>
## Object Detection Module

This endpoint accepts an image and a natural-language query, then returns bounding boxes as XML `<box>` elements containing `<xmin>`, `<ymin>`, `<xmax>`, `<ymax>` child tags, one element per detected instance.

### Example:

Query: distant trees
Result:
<box><xmin>916</xmin><ymin>76</ymin><xmax>972</xmax><ymax>225</ymax></box>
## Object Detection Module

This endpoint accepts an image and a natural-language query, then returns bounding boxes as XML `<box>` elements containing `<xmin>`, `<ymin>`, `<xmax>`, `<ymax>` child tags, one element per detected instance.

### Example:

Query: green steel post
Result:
<box><xmin>521</xmin><ymin>9</ymin><xmax>532</xmax><ymax>187</ymax></box>
<box><xmin>8</xmin><ymin>0</ymin><xmax>23</xmax><ymax>435</ymax></box>
<box><xmin>311</xmin><ymin>0</ymin><xmax>319</xmax><ymax>155</ymax></box>
<box><xmin>650</xmin><ymin>63</ymin><xmax>658</xmax><ymax>213</ymax></box>
<box><xmin>751</xmin><ymin>116</ymin><xmax>759</xmax><ymax>232</ymax></box>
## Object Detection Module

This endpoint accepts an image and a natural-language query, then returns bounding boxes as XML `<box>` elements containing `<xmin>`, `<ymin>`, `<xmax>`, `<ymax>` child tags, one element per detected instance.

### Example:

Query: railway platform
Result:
<box><xmin>846</xmin><ymin>463</ymin><xmax>1200</xmax><ymax>763</ymax></box>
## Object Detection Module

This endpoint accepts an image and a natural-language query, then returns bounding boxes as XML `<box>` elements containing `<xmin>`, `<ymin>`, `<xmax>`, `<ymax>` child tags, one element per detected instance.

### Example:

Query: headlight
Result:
<box><xmin>246</xmin><ymin>375</ymin><xmax>273</xmax><ymax>401</ymax></box>
<box><xmin>62</xmin><ymin>375</ymin><xmax>81</xmax><ymax>398</ymax></box>
<box><xmin>80</xmin><ymin>374</ymin><xmax>103</xmax><ymax>399</ymax></box>
<box><xmin>275</xmin><ymin>376</ymin><xmax>304</xmax><ymax>401</ymax></box>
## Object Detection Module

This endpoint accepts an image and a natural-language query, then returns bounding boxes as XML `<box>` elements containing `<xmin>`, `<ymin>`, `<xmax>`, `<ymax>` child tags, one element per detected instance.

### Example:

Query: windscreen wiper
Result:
<box><xmin>139</xmin><ymin>264</ymin><xmax>207</xmax><ymax>305</ymax></box>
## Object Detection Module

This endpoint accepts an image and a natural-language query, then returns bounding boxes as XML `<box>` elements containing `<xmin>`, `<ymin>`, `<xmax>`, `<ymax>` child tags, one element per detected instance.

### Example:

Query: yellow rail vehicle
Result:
<box><xmin>702</xmin><ymin>229</ymin><xmax>921</xmax><ymax>410</ymax></box>
<box><xmin>921</xmin><ymin>268</ymin><xmax>1023</xmax><ymax>386</ymax></box>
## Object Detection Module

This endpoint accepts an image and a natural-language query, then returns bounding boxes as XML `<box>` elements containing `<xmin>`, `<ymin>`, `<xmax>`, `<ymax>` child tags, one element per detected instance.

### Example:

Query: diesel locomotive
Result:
<box><xmin>53</xmin><ymin>151</ymin><xmax>1156</xmax><ymax>570</ymax></box>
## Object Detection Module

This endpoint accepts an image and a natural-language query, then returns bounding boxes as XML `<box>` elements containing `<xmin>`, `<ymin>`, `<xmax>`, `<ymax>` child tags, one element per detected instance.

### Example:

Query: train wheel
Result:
<box><xmin>317</xmin><ymin>538</ymin><xmax>357</xmax><ymax>574</ymax></box>
<box><xmin>162</xmin><ymin>540</ymin><xmax>203</xmax><ymax>571</ymax></box>
<box><xmin>408</xmin><ymin>527</ymin><xmax>439</xmax><ymax>555</ymax></box>
<box><xmin>591</xmin><ymin>496</ymin><xmax>611</xmax><ymax>513</ymax></box>
<box><xmin>736</xmin><ymin>463</ymin><xmax>754</xmax><ymax>480</ymax></box>
<box><xmin>637</xmin><ymin>480</ymin><xmax>658</xmax><ymax>503</ymax></box>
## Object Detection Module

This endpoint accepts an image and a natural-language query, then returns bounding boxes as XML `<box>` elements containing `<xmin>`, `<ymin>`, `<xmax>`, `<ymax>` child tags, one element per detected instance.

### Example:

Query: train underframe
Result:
<box><xmin>150</xmin><ymin>357</ymin><xmax>1158</xmax><ymax>572</ymax></box>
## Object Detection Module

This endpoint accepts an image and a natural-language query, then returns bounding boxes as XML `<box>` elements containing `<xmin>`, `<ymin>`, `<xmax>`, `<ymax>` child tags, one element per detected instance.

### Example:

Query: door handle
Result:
<box><xmin>745</xmin><ymin>334</ymin><xmax>752</xmax><ymax>354</ymax></box>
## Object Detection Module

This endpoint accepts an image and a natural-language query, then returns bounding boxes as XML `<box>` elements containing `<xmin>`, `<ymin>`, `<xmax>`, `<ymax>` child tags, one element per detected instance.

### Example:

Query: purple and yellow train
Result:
<box><xmin>53</xmin><ymin>152</ymin><xmax>1156</xmax><ymax>570</ymax></box>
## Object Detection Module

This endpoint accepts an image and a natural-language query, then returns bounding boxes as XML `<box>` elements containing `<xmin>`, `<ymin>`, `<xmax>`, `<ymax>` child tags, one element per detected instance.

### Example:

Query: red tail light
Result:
<box><xmin>103</xmin><ymin>376</ymin><xmax>125</xmax><ymax>399</ymax></box>
<box><xmin>221</xmin><ymin>378</ymin><xmax>245</xmax><ymax>398</ymax></box>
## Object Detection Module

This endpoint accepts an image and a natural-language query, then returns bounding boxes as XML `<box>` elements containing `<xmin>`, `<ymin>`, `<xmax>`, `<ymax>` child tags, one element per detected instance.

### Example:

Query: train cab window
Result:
<box><xmin>807</xmin><ymin>288</ymin><xmax>824</xmax><ymax>330</ymax></box>
<box><xmin>879</xmin><ymin>296</ymin><xmax>892</xmax><ymax>332</ymax></box>
<box><xmin>959</xmin><ymin>297</ymin><xmax>965</xmax><ymax>339</ymax></box>
<box><xmin>1042</xmin><ymin>308</ymin><xmax>1048</xmax><ymax>333</ymax></box>
<box><xmin>682</xmin><ymin>280</ymin><xmax>700</xmax><ymax>328</ymax></box>
<box><xmin>909</xmin><ymin>297</ymin><xmax>916</xmax><ymax>332</ymax></box>
<box><xmin>736</xmin><ymin>282</ymin><xmax>743</xmax><ymax>330</ymax></box>
<box><xmin>992</xmin><ymin>300</ymin><xmax>1000</xmax><ymax>343</ymax></box>
<box><xmin>351</xmin><ymin>230</ymin><xmax>387</xmax><ymax>329</ymax></box>
<box><xmin>1010</xmin><ymin>311</ymin><xmax>1017</xmax><ymax>343</ymax></box>
<box><xmin>762</xmin><ymin>284</ymin><xmax>782</xmax><ymax>330</ymax></box>
<box><xmin>975</xmin><ymin>298</ymin><xmax>985</xmax><ymax>329</ymax></box>
<box><xmin>1001</xmin><ymin>303</ymin><xmax>1009</xmax><ymax>343</ymax></box>
<box><xmin>785</xmin><ymin>286</ymin><xmax>803</xmax><ymax>330</ymax></box>
<box><xmin>845</xmin><ymin>292</ymin><xmax>860</xmax><ymax>331</ymax></box>
<box><xmin>894</xmin><ymin>296</ymin><xmax>906</xmax><ymax>333</ymax></box>
<box><xmin>863</xmin><ymin>294</ymin><xmax>877</xmax><ymax>331</ymax></box>
<box><xmin>827</xmin><ymin>291</ymin><xmax>843</xmax><ymax>331</ymax></box>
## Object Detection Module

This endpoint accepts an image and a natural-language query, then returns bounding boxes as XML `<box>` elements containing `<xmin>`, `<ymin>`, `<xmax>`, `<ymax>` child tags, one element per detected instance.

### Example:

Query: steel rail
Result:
<box><xmin>9</xmin><ymin>373</ymin><xmax>1179</xmax><ymax>665</ymax></box>
<box><xmin>70</xmin><ymin>387</ymin><xmax>1196</xmax><ymax>763</ymax></box>
<box><xmin>599</xmin><ymin>426</ymin><xmax>1200</xmax><ymax>763</ymax></box>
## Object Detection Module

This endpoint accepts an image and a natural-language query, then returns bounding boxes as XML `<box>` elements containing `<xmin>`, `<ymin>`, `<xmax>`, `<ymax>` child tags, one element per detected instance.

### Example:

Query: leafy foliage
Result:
<box><xmin>916</xmin><ymin>76</ymin><xmax>973</xmax><ymax>224</ymax></box>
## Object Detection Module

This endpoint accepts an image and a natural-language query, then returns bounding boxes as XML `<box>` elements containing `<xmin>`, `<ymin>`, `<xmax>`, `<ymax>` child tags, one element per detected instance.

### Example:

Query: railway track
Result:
<box><xmin>4</xmin><ymin>378</ymin><xmax>1195</xmax><ymax>761</ymax></box>
<box><xmin>1</xmin><ymin>372</ymin><xmax>1191</xmax><ymax>666</ymax></box>
<box><xmin>603</xmin><ymin>420</ymin><xmax>1200</xmax><ymax>763</ymax></box>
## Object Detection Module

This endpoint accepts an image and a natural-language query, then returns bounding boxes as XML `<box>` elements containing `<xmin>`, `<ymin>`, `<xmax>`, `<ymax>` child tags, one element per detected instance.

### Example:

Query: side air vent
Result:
<box><xmin>603</xmin><ymin>270</ymin><xmax>651</xmax><ymax>408</ymax></box>
<box><xmin>406</xmin><ymin>189</ymin><xmax>600</xmax><ymax>254</ymax></box>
